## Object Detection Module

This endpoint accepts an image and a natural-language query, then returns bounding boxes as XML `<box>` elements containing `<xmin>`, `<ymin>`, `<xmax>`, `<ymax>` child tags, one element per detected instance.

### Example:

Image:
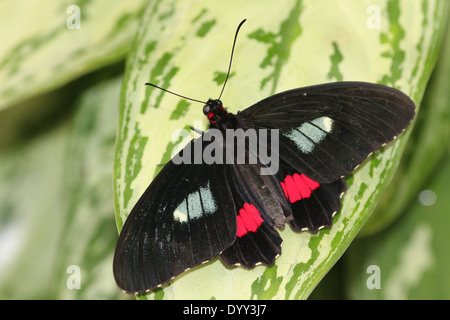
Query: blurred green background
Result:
<box><xmin>0</xmin><ymin>1</ymin><xmax>448</xmax><ymax>299</ymax></box>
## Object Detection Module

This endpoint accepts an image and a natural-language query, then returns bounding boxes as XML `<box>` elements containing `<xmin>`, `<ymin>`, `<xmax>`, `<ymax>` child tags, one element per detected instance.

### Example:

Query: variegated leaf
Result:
<box><xmin>0</xmin><ymin>0</ymin><xmax>147</xmax><ymax>110</ymax></box>
<box><xmin>114</xmin><ymin>0</ymin><xmax>448</xmax><ymax>299</ymax></box>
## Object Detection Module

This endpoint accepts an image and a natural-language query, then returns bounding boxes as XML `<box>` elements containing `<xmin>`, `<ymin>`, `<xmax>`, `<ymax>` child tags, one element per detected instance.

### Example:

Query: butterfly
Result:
<box><xmin>113</xmin><ymin>20</ymin><xmax>415</xmax><ymax>294</ymax></box>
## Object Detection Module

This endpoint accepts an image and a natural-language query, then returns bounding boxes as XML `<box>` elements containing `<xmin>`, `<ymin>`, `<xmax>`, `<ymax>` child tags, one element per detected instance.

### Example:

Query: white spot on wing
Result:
<box><xmin>199</xmin><ymin>182</ymin><xmax>217</xmax><ymax>214</ymax></box>
<box><xmin>322</xmin><ymin>117</ymin><xmax>333</xmax><ymax>132</ymax></box>
<box><xmin>284</xmin><ymin>116</ymin><xmax>334</xmax><ymax>154</ymax></box>
<box><xmin>173</xmin><ymin>204</ymin><xmax>188</xmax><ymax>222</ymax></box>
<box><xmin>187</xmin><ymin>191</ymin><xmax>203</xmax><ymax>219</ymax></box>
<box><xmin>173</xmin><ymin>182</ymin><xmax>217</xmax><ymax>222</ymax></box>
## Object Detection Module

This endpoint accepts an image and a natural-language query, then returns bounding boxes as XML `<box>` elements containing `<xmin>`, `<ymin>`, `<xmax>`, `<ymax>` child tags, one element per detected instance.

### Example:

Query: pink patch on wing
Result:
<box><xmin>280</xmin><ymin>173</ymin><xmax>320</xmax><ymax>204</ymax></box>
<box><xmin>236</xmin><ymin>203</ymin><xmax>264</xmax><ymax>238</ymax></box>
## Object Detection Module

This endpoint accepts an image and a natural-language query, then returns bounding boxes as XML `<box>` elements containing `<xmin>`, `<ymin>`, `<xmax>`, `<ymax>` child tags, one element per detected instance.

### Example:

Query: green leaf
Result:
<box><xmin>345</xmin><ymin>155</ymin><xmax>450</xmax><ymax>299</ymax></box>
<box><xmin>53</xmin><ymin>76</ymin><xmax>127</xmax><ymax>299</ymax></box>
<box><xmin>343</xmin><ymin>6</ymin><xmax>450</xmax><ymax>299</ymax></box>
<box><xmin>360</xmin><ymin>6</ymin><xmax>450</xmax><ymax>235</ymax></box>
<box><xmin>0</xmin><ymin>73</ymin><xmax>127</xmax><ymax>299</ymax></box>
<box><xmin>0</xmin><ymin>0</ymin><xmax>147</xmax><ymax>110</ymax></box>
<box><xmin>114</xmin><ymin>0</ymin><xmax>447</xmax><ymax>299</ymax></box>
<box><xmin>0</xmin><ymin>122</ymin><xmax>70</xmax><ymax>299</ymax></box>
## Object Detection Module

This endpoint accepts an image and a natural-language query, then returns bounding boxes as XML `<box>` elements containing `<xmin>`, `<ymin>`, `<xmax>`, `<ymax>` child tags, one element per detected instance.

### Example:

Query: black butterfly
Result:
<box><xmin>113</xmin><ymin>20</ymin><xmax>415</xmax><ymax>294</ymax></box>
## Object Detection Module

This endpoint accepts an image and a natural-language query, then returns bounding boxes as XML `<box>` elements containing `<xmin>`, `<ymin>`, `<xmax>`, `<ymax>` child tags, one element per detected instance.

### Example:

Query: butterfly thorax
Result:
<box><xmin>203</xmin><ymin>99</ymin><xmax>239</xmax><ymax>130</ymax></box>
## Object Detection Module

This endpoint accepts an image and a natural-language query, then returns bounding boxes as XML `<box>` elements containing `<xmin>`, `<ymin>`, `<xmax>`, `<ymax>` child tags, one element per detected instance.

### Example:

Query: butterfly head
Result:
<box><xmin>203</xmin><ymin>99</ymin><xmax>228</xmax><ymax>124</ymax></box>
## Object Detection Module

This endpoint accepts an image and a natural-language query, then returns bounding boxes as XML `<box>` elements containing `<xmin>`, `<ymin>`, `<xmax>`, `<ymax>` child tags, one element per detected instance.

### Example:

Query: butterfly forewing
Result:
<box><xmin>113</xmin><ymin>138</ymin><xmax>237</xmax><ymax>293</ymax></box>
<box><xmin>238</xmin><ymin>82</ymin><xmax>415</xmax><ymax>183</ymax></box>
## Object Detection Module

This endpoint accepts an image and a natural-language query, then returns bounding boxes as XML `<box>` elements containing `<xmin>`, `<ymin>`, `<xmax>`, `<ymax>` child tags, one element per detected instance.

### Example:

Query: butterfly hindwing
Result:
<box><xmin>220</xmin><ymin>220</ymin><xmax>282</xmax><ymax>268</ymax></box>
<box><xmin>277</xmin><ymin>160</ymin><xmax>347</xmax><ymax>233</ymax></box>
<box><xmin>238</xmin><ymin>82</ymin><xmax>415</xmax><ymax>183</ymax></box>
<box><xmin>219</xmin><ymin>162</ymin><xmax>285</xmax><ymax>268</ymax></box>
<box><xmin>113</xmin><ymin>138</ymin><xmax>237</xmax><ymax>293</ymax></box>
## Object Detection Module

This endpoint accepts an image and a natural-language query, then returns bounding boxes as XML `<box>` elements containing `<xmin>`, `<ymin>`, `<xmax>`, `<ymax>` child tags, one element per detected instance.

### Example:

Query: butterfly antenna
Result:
<box><xmin>217</xmin><ymin>19</ymin><xmax>246</xmax><ymax>101</ymax></box>
<box><xmin>189</xmin><ymin>126</ymin><xmax>205</xmax><ymax>135</ymax></box>
<box><xmin>145</xmin><ymin>83</ymin><xmax>207</xmax><ymax>105</ymax></box>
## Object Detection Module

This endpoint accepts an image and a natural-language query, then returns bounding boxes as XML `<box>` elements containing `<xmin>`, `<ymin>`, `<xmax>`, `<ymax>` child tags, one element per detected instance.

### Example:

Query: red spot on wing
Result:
<box><xmin>236</xmin><ymin>203</ymin><xmax>264</xmax><ymax>238</ymax></box>
<box><xmin>280</xmin><ymin>173</ymin><xmax>320</xmax><ymax>204</ymax></box>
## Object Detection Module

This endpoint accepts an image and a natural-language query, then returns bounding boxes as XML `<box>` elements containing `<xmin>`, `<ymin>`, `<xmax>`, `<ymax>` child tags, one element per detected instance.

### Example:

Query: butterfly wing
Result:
<box><xmin>219</xmin><ymin>162</ymin><xmax>288</xmax><ymax>268</ymax></box>
<box><xmin>218</xmin><ymin>159</ymin><xmax>347</xmax><ymax>268</ymax></box>
<box><xmin>277</xmin><ymin>159</ymin><xmax>347</xmax><ymax>233</ymax></box>
<box><xmin>113</xmin><ymin>138</ymin><xmax>237</xmax><ymax>294</ymax></box>
<box><xmin>238</xmin><ymin>81</ymin><xmax>415</xmax><ymax>183</ymax></box>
